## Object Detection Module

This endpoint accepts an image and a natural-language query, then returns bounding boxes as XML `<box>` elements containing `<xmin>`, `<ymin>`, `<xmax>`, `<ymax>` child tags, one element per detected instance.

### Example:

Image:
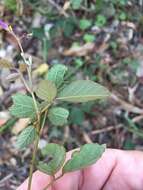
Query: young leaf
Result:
<box><xmin>57</xmin><ymin>80</ymin><xmax>110</xmax><ymax>103</ymax></box>
<box><xmin>35</xmin><ymin>80</ymin><xmax>57</xmax><ymax>102</ymax></box>
<box><xmin>48</xmin><ymin>107</ymin><xmax>69</xmax><ymax>126</ymax></box>
<box><xmin>16</xmin><ymin>126</ymin><xmax>37</xmax><ymax>149</ymax></box>
<box><xmin>63</xmin><ymin>143</ymin><xmax>106</xmax><ymax>173</ymax></box>
<box><xmin>46</xmin><ymin>64</ymin><xmax>68</xmax><ymax>87</ymax></box>
<box><xmin>9</xmin><ymin>93</ymin><xmax>37</xmax><ymax>118</ymax></box>
<box><xmin>38</xmin><ymin>143</ymin><xmax>66</xmax><ymax>175</ymax></box>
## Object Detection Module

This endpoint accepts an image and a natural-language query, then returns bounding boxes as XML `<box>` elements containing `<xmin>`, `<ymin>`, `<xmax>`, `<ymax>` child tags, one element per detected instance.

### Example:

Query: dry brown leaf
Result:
<box><xmin>0</xmin><ymin>58</ymin><xmax>14</xmax><ymax>69</ymax></box>
<box><xmin>63</xmin><ymin>43</ymin><xmax>95</xmax><ymax>57</ymax></box>
<box><xmin>63</xmin><ymin>1</ymin><xmax>70</xmax><ymax>10</ymax></box>
<box><xmin>12</xmin><ymin>118</ymin><xmax>30</xmax><ymax>135</ymax></box>
<box><xmin>19</xmin><ymin>63</ymin><xmax>27</xmax><ymax>72</ymax></box>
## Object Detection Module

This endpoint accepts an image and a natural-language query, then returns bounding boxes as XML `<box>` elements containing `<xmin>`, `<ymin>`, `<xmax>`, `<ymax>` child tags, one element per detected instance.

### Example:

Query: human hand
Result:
<box><xmin>17</xmin><ymin>149</ymin><xmax>143</xmax><ymax>190</ymax></box>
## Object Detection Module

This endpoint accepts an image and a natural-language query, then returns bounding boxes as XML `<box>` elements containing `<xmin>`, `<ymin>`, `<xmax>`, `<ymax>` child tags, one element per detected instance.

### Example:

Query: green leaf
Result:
<box><xmin>83</xmin><ymin>34</ymin><xmax>95</xmax><ymax>43</ymax></box>
<box><xmin>46</xmin><ymin>64</ymin><xmax>68</xmax><ymax>87</ymax></box>
<box><xmin>9</xmin><ymin>93</ymin><xmax>37</xmax><ymax>118</ymax></box>
<box><xmin>4</xmin><ymin>0</ymin><xmax>17</xmax><ymax>12</ymax></box>
<box><xmin>70</xmin><ymin>107</ymin><xmax>84</xmax><ymax>125</ymax></box>
<box><xmin>16</xmin><ymin>126</ymin><xmax>37</xmax><ymax>149</ymax></box>
<box><xmin>38</xmin><ymin>143</ymin><xmax>66</xmax><ymax>175</ymax></box>
<box><xmin>95</xmin><ymin>15</ymin><xmax>107</xmax><ymax>27</ymax></box>
<box><xmin>79</xmin><ymin>19</ymin><xmax>92</xmax><ymax>30</ymax></box>
<box><xmin>57</xmin><ymin>80</ymin><xmax>110</xmax><ymax>103</ymax></box>
<box><xmin>0</xmin><ymin>118</ymin><xmax>17</xmax><ymax>134</ymax></box>
<box><xmin>48</xmin><ymin>107</ymin><xmax>69</xmax><ymax>126</ymax></box>
<box><xmin>35</xmin><ymin>80</ymin><xmax>57</xmax><ymax>102</ymax></box>
<box><xmin>63</xmin><ymin>143</ymin><xmax>106</xmax><ymax>173</ymax></box>
<box><xmin>70</xmin><ymin>0</ymin><xmax>84</xmax><ymax>9</ymax></box>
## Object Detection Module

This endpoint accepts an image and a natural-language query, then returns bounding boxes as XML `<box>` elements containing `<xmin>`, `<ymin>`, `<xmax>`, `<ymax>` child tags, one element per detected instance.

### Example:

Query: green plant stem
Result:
<box><xmin>43</xmin><ymin>174</ymin><xmax>63</xmax><ymax>190</ymax></box>
<box><xmin>28</xmin><ymin>110</ymin><xmax>48</xmax><ymax>190</ymax></box>
<box><xmin>27</xmin><ymin>131</ymin><xmax>40</xmax><ymax>190</ymax></box>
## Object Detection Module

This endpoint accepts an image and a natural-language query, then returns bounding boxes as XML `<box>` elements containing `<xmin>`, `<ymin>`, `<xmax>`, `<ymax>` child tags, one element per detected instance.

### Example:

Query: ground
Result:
<box><xmin>0</xmin><ymin>0</ymin><xmax>143</xmax><ymax>189</ymax></box>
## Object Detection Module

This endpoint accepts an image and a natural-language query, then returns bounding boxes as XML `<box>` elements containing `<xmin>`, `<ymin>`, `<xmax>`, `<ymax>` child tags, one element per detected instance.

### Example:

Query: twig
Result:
<box><xmin>83</xmin><ymin>132</ymin><xmax>93</xmax><ymax>143</ymax></box>
<box><xmin>91</xmin><ymin>125</ymin><xmax>123</xmax><ymax>135</ymax></box>
<box><xmin>43</xmin><ymin>174</ymin><xmax>64</xmax><ymax>190</ymax></box>
<box><xmin>28</xmin><ymin>110</ymin><xmax>48</xmax><ymax>190</ymax></box>
<box><xmin>0</xmin><ymin>173</ymin><xmax>13</xmax><ymax>184</ymax></box>
<box><xmin>47</xmin><ymin>0</ymin><xmax>69</xmax><ymax>17</ymax></box>
<box><xmin>111</xmin><ymin>93</ymin><xmax>143</xmax><ymax>114</ymax></box>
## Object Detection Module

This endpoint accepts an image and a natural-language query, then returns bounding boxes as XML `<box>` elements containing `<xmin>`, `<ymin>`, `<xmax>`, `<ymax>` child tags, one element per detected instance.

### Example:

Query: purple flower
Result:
<box><xmin>0</xmin><ymin>19</ymin><xmax>9</xmax><ymax>30</ymax></box>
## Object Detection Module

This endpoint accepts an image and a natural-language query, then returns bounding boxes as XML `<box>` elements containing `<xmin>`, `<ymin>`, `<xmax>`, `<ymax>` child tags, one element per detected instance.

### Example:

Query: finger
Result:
<box><xmin>17</xmin><ymin>171</ymin><xmax>52</xmax><ymax>190</ymax></box>
<box><xmin>75</xmin><ymin>149</ymin><xmax>119</xmax><ymax>190</ymax></box>
<box><xmin>53</xmin><ymin>149</ymin><xmax>118</xmax><ymax>190</ymax></box>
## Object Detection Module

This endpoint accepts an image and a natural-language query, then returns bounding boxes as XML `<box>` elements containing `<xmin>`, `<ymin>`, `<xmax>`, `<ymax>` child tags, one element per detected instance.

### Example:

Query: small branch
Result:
<box><xmin>28</xmin><ymin>110</ymin><xmax>48</xmax><ymax>190</ymax></box>
<box><xmin>91</xmin><ymin>125</ymin><xmax>123</xmax><ymax>135</ymax></box>
<box><xmin>47</xmin><ymin>0</ymin><xmax>69</xmax><ymax>17</ymax></box>
<box><xmin>43</xmin><ymin>174</ymin><xmax>64</xmax><ymax>190</ymax></box>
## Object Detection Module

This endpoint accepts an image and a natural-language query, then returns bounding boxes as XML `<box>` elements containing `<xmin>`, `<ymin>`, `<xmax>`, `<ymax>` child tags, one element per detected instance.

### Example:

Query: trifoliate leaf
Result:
<box><xmin>46</xmin><ymin>64</ymin><xmax>68</xmax><ymax>87</ymax></box>
<box><xmin>38</xmin><ymin>143</ymin><xmax>66</xmax><ymax>175</ymax></box>
<box><xmin>35</xmin><ymin>80</ymin><xmax>57</xmax><ymax>102</ymax></box>
<box><xmin>57</xmin><ymin>80</ymin><xmax>110</xmax><ymax>103</ymax></box>
<box><xmin>63</xmin><ymin>143</ymin><xmax>106</xmax><ymax>173</ymax></box>
<box><xmin>48</xmin><ymin>107</ymin><xmax>69</xmax><ymax>126</ymax></box>
<box><xmin>16</xmin><ymin>126</ymin><xmax>37</xmax><ymax>149</ymax></box>
<box><xmin>9</xmin><ymin>93</ymin><xmax>37</xmax><ymax>118</ymax></box>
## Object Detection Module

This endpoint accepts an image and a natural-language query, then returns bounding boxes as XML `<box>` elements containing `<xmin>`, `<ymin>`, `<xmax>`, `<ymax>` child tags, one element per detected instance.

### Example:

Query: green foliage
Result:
<box><xmin>70</xmin><ymin>0</ymin><xmax>84</xmax><ymax>10</ymax></box>
<box><xmin>57</xmin><ymin>80</ymin><xmax>110</xmax><ymax>103</ymax></box>
<box><xmin>35</xmin><ymin>80</ymin><xmax>57</xmax><ymax>102</ymax></box>
<box><xmin>119</xmin><ymin>12</ymin><xmax>127</xmax><ymax>21</ymax></box>
<box><xmin>16</xmin><ymin>126</ymin><xmax>37</xmax><ymax>149</ymax></box>
<box><xmin>83</xmin><ymin>34</ymin><xmax>95</xmax><ymax>43</ymax></box>
<box><xmin>74</xmin><ymin>58</ymin><xmax>84</xmax><ymax>67</ymax></box>
<box><xmin>46</xmin><ymin>64</ymin><xmax>68</xmax><ymax>87</ymax></box>
<box><xmin>63</xmin><ymin>143</ymin><xmax>106</xmax><ymax>173</ymax></box>
<box><xmin>4</xmin><ymin>0</ymin><xmax>17</xmax><ymax>12</ymax></box>
<box><xmin>54</xmin><ymin>17</ymin><xmax>76</xmax><ymax>37</ymax></box>
<box><xmin>95</xmin><ymin>15</ymin><xmax>107</xmax><ymax>27</ymax></box>
<box><xmin>70</xmin><ymin>107</ymin><xmax>84</xmax><ymax>125</ymax></box>
<box><xmin>9</xmin><ymin>94</ymin><xmax>37</xmax><ymax>118</ymax></box>
<box><xmin>48</xmin><ymin>107</ymin><xmax>69</xmax><ymax>126</ymax></box>
<box><xmin>79</xmin><ymin>19</ymin><xmax>92</xmax><ymax>30</ymax></box>
<box><xmin>38</xmin><ymin>143</ymin><xmax>66</xmax><ymax>175</ymax></box>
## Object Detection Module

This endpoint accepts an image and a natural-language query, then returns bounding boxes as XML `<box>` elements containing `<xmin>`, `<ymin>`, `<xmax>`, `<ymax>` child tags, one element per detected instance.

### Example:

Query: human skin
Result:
<box><xmin>17</xmin><ymin>149</ymin><xmax>143</xmax><ymax>190</ymax></box>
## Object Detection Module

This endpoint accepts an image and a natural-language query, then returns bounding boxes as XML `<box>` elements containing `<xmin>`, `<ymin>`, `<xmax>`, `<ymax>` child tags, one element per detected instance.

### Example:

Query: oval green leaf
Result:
<box><xmin>35</xmin><ymin>80</ymin><xmax>57</xmax><ymax>102</ymax></box>
<box><xmin>38</xmin><ymin>143</ymin><xmax>66</xmax><ymax>176</ymax></box>
<box><xmin>63</xmin><ymin>143</ymin><xmax>106</xmax><ymax>173</ymax></box>
<box><xmin>9</xmin><ymin>93</ymin><xmax>37</xmax><ymax>118</ymax></box>
<box><xmin>57</xmin><ymin>80</ymin><xmax>110</xmax><ymax>103</ymax></box>
<box><xmin>16</xmin><ymin>126</ymin><xmax>37</xmax><ymax>149</ymax></box>
<box><xmin>46</xmin><ymin>64</ymin><xmax>68</xmax><ymax>88</ymax></box>
<box><xmin>48</xmin><ymin>107</ymin><xmax>69</xmax><ymax>126</ymax></box>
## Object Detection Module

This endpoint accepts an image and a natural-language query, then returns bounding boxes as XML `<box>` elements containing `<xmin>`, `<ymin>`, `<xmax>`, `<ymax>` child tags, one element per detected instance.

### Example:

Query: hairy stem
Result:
<box><xmin>28</xmin><ymin>110</ymin><xmax>48</xmax><ymax>190</ymax></box>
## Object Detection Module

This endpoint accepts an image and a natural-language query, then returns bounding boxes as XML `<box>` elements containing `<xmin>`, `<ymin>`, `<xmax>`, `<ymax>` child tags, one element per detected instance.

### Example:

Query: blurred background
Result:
<box><xmin>1</xmin><ymin>0</ymin><xmax>143</xmax><ymax>189</ymax></box>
